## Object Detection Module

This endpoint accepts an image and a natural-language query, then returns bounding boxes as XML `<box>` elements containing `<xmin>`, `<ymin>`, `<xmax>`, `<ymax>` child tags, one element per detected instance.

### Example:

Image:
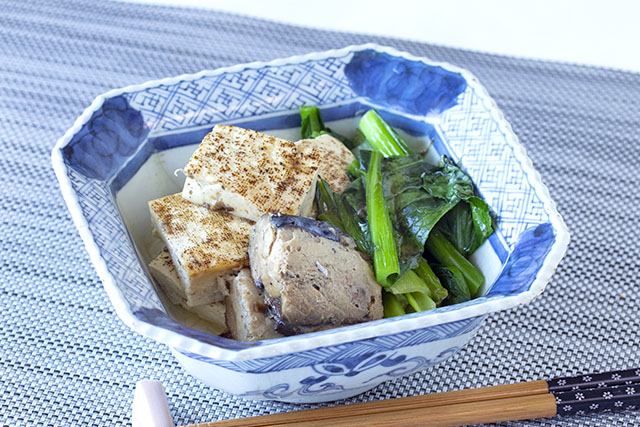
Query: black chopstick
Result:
<box><xmin>554</xmin><ymin>382</ymin><xmax>640</xmax><ymax>416</ymax></box>
<box><xmin>548</xmin><ymin>367</ymin><xmax>640</xmax><ymax>392</ymax></box>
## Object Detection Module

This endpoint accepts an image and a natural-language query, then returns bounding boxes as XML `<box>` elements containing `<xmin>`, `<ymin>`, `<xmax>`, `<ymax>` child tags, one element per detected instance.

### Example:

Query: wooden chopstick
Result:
<box><xmin>185</xmin><ymin>393</ymin><xmax>556</xmax><ymax>427</ymax></box>
<box><xmin>180</xmin><ymin>368</ymin><xmax>640</xmax><ymax>427</ymax></box>
<box><xmin>181</xmin><ymin>380</ymin><xmax>551</xmax><ymax>427</ymax></box>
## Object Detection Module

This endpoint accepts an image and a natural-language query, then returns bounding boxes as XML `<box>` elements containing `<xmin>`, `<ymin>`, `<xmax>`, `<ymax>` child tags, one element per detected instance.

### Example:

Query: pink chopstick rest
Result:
<box><xmin>132</xmin><ymin>380</ymin><xmax>175</xmax><ymax>427</ymax></box>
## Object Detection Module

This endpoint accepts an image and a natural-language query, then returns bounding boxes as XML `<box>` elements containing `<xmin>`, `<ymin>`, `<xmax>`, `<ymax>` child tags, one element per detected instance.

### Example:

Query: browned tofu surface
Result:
<box><xmin>149</xmin><ymin>193</ymin><xmax>252</xmax><ymax>306</ymax></box>
<box><xmin>182</xmin><ymin>125</ymin><xmax>321</xmax><ymax>221</ymax></box>
<box><xmin>297</xmin><ymin>133</ymin><xmax>354</xmax><ymax>194</ymax></box>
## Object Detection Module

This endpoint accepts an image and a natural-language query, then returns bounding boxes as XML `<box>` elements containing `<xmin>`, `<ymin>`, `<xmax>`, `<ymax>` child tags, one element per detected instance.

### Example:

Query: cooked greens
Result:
<box><xmin>358</xmin><ymin>109</ymin><xmax>413</xmax><ymax>156</ymax></box>
<box><xmin>426</xmin><ymin>228</ymin><xmax>484</xmax><ymax>296</ymax></box>
<box><xmin>299</xmin><ymin>105</ymin><xmax>354</xmax><ymax>149</ymax></box>
<box><xmin>302</xmin><ymin>106</ymin><xmax>494</xmax><ymax>317</ymax></box>
<box><xmin>366</xmin><ymin>150</ymin><xmax>401</xmax><ymax>286</ymax></box>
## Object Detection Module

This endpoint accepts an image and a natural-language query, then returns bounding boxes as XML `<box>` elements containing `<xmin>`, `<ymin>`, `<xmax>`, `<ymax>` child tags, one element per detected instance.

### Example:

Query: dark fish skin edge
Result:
<box><xmin>256</xmin><ymin>279</ymin><xmax>293</xmax><ymax>336</ymax></box>
<box><xmin>270</xmin><ymin>213</ymin><xmax>343</xmax><ymax>243</ymax></box>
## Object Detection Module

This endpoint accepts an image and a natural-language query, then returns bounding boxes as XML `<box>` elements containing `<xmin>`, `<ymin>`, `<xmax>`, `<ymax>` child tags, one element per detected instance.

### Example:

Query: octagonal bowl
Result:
<box><xmin>52</xmin><ymin>44</ymin><xmax>569</xmax><ymax>403</ymax></box>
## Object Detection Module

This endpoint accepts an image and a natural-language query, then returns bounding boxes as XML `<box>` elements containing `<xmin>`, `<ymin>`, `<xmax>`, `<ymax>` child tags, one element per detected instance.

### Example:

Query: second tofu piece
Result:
<box><xmin>148</xmin><ymin>248</ymin><xmax>228</xmax><ymax>335</ymax></box>
<box><xmin>250</xmin><ymin>214</ymin><xmax>384</xmax><ymax>335</ymax></box>
<box><xmin>149</xmin><ymin>194</ymin><xmax>253</xmax><ymax>307</ymax></box>
<box><xmin>226</xmin><ymin>268</ymin><xmax>282</xmax><ymax>342</ymax></box>
<box><xmin>297</xmin><ymin>133</ymin><xmax>354</xmax><ymax>194</ymax></box>
<box><xmin>182</xmin><ymin>125</ymin><xmax>321</xmax><ymax>221</ymax></box>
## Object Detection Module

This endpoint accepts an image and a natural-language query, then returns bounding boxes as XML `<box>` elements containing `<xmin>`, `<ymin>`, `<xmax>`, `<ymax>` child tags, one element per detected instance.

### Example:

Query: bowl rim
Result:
<box><xmin>52</xmin><ymin>43</ymin><xmax>570</xmax><ymax>362</ymax></box>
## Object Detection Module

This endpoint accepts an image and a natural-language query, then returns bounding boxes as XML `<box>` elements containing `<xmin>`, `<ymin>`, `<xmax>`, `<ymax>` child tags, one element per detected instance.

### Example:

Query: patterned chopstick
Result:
<box><xmin>554</xmin><ymin>383</ymin><xmax>640</xmax><ymax>416</ymax></box>
<box><xmin>548</xmin><ymin>367</ymin><xmax>640</xmax><ymax>392</ymax></box>
<box><xmin>545</xmin><ymin>368</ymin><xmax>640</xmax><ymax>417</ymax></box>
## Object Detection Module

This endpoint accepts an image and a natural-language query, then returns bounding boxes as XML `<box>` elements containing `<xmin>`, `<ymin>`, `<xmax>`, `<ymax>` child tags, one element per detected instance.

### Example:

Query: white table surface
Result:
<box><xmin>127</xmin><ymin>0</ymin><xmax>640</xmax><ymax>73</ymax></box>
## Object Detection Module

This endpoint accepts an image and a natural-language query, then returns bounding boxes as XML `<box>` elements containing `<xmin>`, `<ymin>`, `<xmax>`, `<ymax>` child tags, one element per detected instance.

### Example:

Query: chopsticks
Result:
<box><xmin>179</xmin><ymin>368</ymin><xmax>640</xmax><ymax>427</ymax></box>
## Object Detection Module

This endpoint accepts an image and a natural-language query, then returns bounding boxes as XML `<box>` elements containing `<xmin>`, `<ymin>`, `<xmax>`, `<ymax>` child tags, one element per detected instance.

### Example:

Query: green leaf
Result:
<box><xmin>382</xmin><ymin>155</ymin><xmax>481</xmax><ymax>273</ymax></box>
<box><xmin>425</xmin><ymin>228</ymin><xmax>484</xmax><ymax>296</ymax></box>
<box><xmin>437</xmin><ymin>196</ymin><xmax>493</xmax><ymax>256</ymax></box>
<box><xmin>388</xmin><ymin>269</ymin><xmax>429</xmax><ymax>296</ymax></box>
<box><xmin>431</xmin><ymin>264</ymin><xmax>471</xmax><ymax>305</ymax></box>
<box><xmin>468</xmin><ymin>196</ymin><xmax>494</xmax><ymax>252</ymax></box>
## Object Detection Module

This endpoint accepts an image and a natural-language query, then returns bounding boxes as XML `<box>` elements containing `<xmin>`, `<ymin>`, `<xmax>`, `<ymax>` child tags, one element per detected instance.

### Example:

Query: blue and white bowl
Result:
<box><xmin>52</xmin><ymin>44</ymin><xmax>570</xmax><ymax>403</ymax></box>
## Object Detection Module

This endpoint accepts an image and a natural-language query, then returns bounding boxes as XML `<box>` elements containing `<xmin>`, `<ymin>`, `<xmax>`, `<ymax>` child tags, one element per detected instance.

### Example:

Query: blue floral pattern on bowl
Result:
<box><xmin>52</xmin><ymin>44</ymin><xmax>569</xmax><ymax>402</ymax></box>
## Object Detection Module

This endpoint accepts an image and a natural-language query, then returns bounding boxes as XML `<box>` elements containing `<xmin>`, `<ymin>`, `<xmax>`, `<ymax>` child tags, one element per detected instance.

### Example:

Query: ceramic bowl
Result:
<box><xmin>52</xmin><ymin>44</ymin><xmax>569</xmax><ymax>403</ymax></box>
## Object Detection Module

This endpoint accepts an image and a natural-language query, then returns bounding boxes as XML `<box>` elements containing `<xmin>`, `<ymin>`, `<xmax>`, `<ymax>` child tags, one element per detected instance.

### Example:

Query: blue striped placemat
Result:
<box><xmin>1</xmin><ymin>1</ymin><xmax>639</xmax><ymax>425</ymax></box>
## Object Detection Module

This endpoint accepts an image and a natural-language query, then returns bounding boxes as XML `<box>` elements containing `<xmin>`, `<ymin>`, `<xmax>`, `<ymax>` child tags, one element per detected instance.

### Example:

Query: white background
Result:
<box><xmin>127</xmin><ymin>0</ymin><xmax>640</xmax><ymax>73</ymax></box>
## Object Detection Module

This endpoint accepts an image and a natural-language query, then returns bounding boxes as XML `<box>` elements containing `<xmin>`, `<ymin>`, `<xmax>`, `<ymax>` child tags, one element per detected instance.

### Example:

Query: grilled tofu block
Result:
<box><xmin>148</xmin><ymin>247</ymin><xmax>188</xmax><ymax>306</ymax></box>
<box><xmin>148</xmin><ymin>193</ymin><xmax>252</xmax><ymax>306</ymax></box>
<box><xmin>182</xmin><ymin>125</ymin><xmax>321</xmax><ymax>221</ymax></box>
<box><xmin>148</xmin><ymin>248</ymin><xmax>227</xmax><ymax>335</ymax></box>
<box><xmin>225</xmin><ymin>268</ymin><xmax>282</xmax><ymax>342</ymax></box>
<box><xmin>249</xmin><ymin>214</ymin><xmax>383</xmax><ymax>336</ymax></box>
<box><xmin>297</xmin><ymin>134</ymin><xmax>354</xmax><ymax>194</ymax></box>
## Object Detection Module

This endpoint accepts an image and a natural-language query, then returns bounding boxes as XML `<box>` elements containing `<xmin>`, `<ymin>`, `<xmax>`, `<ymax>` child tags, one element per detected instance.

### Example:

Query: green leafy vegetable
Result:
<box><xmin>431</xmin><ymin>264</ymin><xmax>471</xmax><ymax>305</ymax></box>
<box><xmin>358</xmin><ymin>109</ymin><xmax>412</xmax><ymax>156</ymax></box>
<box><xmin>388</xmin><ymin>269</ymin><xmax>428</xmax><ymax>295</ymax></box>
<box><xmin>315</xmin><ymin>178</ymin><xmax>371</xmax><ymax>254</ymax></box>
<box><xmin>309</xmin><ymin>107</ymin><xmax>494</xmax><ymax>318</ymax></box>
<box><xmin>300</xmin><ymin>105</ymin><xmax>326</xmax><ymax>139</ymax></box>
<box><xmin>299</xmin><ymin>105</ymin><xmax>354</xmax><ymax>148</ymax></box>
<box><xmin>317</xmin><ymin>151</ymin><xmax>489</xmax><ymax>294</ymax></box>
<box><xmin>366</xmin><ymin>150</ymin><xmax>400</xmax><ymax>286</ymax></box>
<box><xmin>437</xmin><ymin>197</ymin><xmax>493</xmax><ymax>256</ymax></box>
<box><xmin>388</xmin><ymin>269</ymin><xmax>437</xmax><ymax>312</ymax></box>
<box><xmin>382</xmin><ymin>155</ymin><xmax>483</xmax><ymax>273</ymax></box>
<box><xmin>406</xmin><ymin>291</ymin><xmax>436</xmax><ymax>312</ymax></box>
<box><xmin>425</xmin><ymin>228</ymin><xmax>484</xmax><ymax>296</ymax></box>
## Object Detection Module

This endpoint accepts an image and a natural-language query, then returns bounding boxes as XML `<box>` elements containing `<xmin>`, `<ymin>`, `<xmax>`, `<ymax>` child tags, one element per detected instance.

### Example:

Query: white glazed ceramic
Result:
<box><xmin>52</xmin><ymin>44</ymin><xmax>569</xmax><ymax>403</ymax></box>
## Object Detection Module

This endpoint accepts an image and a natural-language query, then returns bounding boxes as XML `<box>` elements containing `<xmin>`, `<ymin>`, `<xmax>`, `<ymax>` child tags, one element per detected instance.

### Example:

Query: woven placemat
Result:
<box><xmin>1</xmin><ymin>1</ymin><xmax>639</xmax><ymax>425</ymax></box>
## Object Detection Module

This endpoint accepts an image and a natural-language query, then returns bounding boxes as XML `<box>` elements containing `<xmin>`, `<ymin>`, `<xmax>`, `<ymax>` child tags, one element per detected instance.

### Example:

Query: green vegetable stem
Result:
<box><xmin>358</xmin><ymin>109</ymin><xmax>412</xmax><ymax>157</ymax></box>
<box><xmin>414</xmin><ymin>258</ymin><xmax>448</xmax><ymax>304</ymax></box>
<box><xmin>425</xmin><ymin>228</ymin><xmax>484</xmax><ymax>296</ymax></box>
<box><xmin>299</xmin><ymin>105</ymin><xmax>354</xmax><ymax>148</ymax></box>
<box><xmin>366</xmin><ymin>150</ymin><xmax>400</xmax><ymax>286</ymax></box>
<box><xmin>383</xmin><ymin>292</ymin><xmax>406</xmax><ymax>317</ymax></box>
<box><xmin>300</xmin><ymin>105</ymin><xmax>327</xmax><ymax>139</ymax></box>
<box><xmin>406</xmin><ymin>291</ymin><xmax>436</xmax><ymax>312</ymax></box>
<box><xmin>387</xmin><ymin>269</ymin><xmax>437</xmax><ymax>312</ymax></box>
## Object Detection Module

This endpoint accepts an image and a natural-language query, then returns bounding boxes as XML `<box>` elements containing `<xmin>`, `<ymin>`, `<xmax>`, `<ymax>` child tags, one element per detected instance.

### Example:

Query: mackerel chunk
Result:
<box><xmin>249</xmin><ymin>214</ymin><xmax>383</xmax><ymax>335</ymax></box>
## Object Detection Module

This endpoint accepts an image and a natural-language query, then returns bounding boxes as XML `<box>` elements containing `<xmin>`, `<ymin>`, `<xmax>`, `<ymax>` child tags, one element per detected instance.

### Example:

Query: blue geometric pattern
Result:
<box><xmin>439</xmin><ymin>87</ymin><xmax>550</xmax><ymax>246</ymax></box>
<box><xmin>65</xmin><ymin>167</ymin><xmax>163</xmax><ymax>312</ymax></box>
<box><xmin>125</xmin><ymin>55</ymin><xmax>355</xmax><ymax>133</ymax></box>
